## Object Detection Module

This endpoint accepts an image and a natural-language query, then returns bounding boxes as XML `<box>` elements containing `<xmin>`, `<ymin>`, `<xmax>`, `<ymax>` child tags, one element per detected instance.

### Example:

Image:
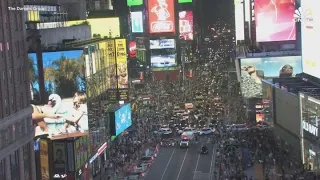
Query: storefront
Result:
<box><xmin>88</xmin><ymin>142</ymin><xmax>107</xmax><ymax>179</ymax></box>
<box><xmin>136</xmin><ymin>37</ymin><xmax>148</xmax><ymax>65</ymax></box>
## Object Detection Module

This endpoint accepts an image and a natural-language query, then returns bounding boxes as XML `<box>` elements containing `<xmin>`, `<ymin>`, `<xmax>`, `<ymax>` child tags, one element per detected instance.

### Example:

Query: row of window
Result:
<box><xmin>0</xmin><ymin>40</ymin><xmax>25</xmax><ymax>58</ymax></box>
<box><xmin>0</xmin><ymin>117</ymin><xmax>33</xmax><ymax>150</ymax></box>
<box><xmin>301</xmin><ymin>96</ymin><xmax>320</xmax><ymax>127</ymax></box>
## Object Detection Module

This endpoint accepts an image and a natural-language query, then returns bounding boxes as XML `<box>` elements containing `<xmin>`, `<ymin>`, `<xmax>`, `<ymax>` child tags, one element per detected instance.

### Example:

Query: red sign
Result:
<box><xmin>148</xmin><ymin>0</ymin><xmax>175</xmax><ymax>33</ymax></box>
<box><xmin>129</xmin><ymin>41</ymin><xmax>136</xmax><ymax>59</ymax></box>
<box><xmin>179</xmin><ymin>11</ymin><xmax>193</xmax><ymax>40</ymax></box>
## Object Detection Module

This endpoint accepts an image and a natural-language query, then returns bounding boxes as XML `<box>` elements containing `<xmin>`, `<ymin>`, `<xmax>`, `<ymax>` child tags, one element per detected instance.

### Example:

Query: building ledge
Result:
<box><xmin>0</xmin><ymin>106</ymin><xmax>32</xmax><ymax>128</ymax></box>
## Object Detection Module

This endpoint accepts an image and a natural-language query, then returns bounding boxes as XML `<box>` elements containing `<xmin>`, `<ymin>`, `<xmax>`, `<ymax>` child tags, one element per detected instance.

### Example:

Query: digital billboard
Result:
<box><xmin>131</xmin><ymin>11</ymin><xmax>143</xmax><ymax>33</ymax></box>
<box><xmin>262</xmin><ymin>80</ymin><xmax>274</xmax><ymax>127</ymax></box>
<box><xmin>234</xmin><ymin>0</ymin><xmax>245</xmax><ymax>42</ymax></box>
<box><xmin>67</xmin><ymin>18</ymin><xmax>120</xmax><ymax>38</ymax></box>
<box><xmin>179</xmin><ymin>11</ymin><xmax>193</xmax><ymax>40</ymax></box>
<box><xmin>254</xmin><ymin>0</ymin><xmax>296</xmax><ymax>42</ymax></box>
<box><xmin>148</xmin><ymin>0</ymin><xmax>175</xmax><ymax>33</ymax></box>
<box><xmin>115</xmin><ymin>39</ymin><xmax>128</xmax><ymax>88</ymax></box>
<box><xmin>74</xmin><ymin>136</ymin><xmax>90</xmax><ymax>171</ymax></box>
<box><xmin>127</xmin><ymin>0</ymin><xmax>143</xmax><ymax>6</ymax></box>
<box><xmin>115</xmin><ymin>104</ymin><xmax>132</xmax><ymax>136</ymax></box>
<box><xmin>129</xmin><ymin>41</ymin><xmax>137</xmax><ymax>59</ymax></box>
<box><xmin>150</xmin><ymin>39</ymin><xmax>176</xmax><ymax>67</ymax></box>
<box><xmin>28</xmin><ymin>50</ymin><xmax>89</xmax><ymax>139</ymax></box>
<box><xmin>301</xmin><ymin>0</ymin><xmax>319</xmax><ymax>78</ymax></box>
<box><xmin>178</xmin><ymin>0</ymin><xmax>192</xmax><ymax>3</ymax></box>
<box><xmin>240</xmin><ymin>56</ymin><xmax>302</xmax><ymax>98</ymax></box>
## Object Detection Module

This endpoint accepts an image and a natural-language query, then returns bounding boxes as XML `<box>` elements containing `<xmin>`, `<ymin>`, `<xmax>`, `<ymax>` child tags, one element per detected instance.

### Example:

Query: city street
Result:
<box><xmin>144</xmin><ymin>137</ymin><xmax>217</xmax><ymax>180</ymax></box>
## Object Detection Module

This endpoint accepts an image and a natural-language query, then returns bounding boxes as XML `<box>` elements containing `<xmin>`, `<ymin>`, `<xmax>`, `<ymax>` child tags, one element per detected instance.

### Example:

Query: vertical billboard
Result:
<box><xmin>106</xmin><ymin>40</ymin><xmax>117</xmax><ymax>89</ymax></box>
<box><xmin>108</xmin><ymin>104</ymin><xmax>132</xmax><ymax>136</ymax></box>
<box><xmin>150</xmin><ymin>39</ymin><xmax>176</xmax><ymax>67</ymax></box>
<box><xmin>53</xmin><ymin>142</ymin><xmax>66</xmax><ymax>175</ymax></box>
<box><xmin>178</xmin><ymin>0</ymin><xmax>192</xmax><ymax>3</ymax></box>
<box><xmin>179</xmin><ymin>11</ymin><xmax>193</xmax><ymax>40</ymax></box>
<box><xmin>40</xmin><ymin>140</ymin><xmax>49</xmax><ymax>180</ymax></box>
<box><xmin>131</xmin><ymin>11</ymin><xmax>143</xmax><ymax>33</ymax></box>
<box><xmin>262</xmin><ymin>80</ymin><xmax>274</xmax><ymax>126</ymax></box>
<box><xmin>29</xmin><ymin>51</ymin><xmax>89</xmax><ymax>139</ymax></box>
<box><xmin>300</xmin><ymin>0</ymin><xmax>319</xmax><ymax>79</ymax></box>
<box><xmin>127</xmin><ymin>0</ymin><xmax>143</xmax><ymax>6</ymax></box>
<box><xmin>234</xmin><ymin>0</ymin><xmax>245</xmax><ymax>42</ymax></box>
<box><xmin>240</xmin><ymin>56</ymin><xmax>302</xmax><ymax>98</ymax></box>
<box><xmin>129</xmin><ymin>41</ymin><xmax>137</xmax><ymax>59</ymax></box>
<box><xmin>74</xmin><ymin>136</ymin><xmax>90</xmax><ymax>171</ymax></box>
<box><xmin>115</xmin><ymin>39</ymin><xmax>129</xmax><ymax>88</ymax></box>
<box><xmin>254</xmin><ymin>0</ymin><xmax>296</xmax><ymax>42</ymax></box>
<box><xmin>148</xmin><ymin>0</ymin><xmax>176</xmax><ymax>33</ymax></box>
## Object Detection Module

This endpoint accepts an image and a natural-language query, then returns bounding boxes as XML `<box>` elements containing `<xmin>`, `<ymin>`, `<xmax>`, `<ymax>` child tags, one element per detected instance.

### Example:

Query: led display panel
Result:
<box><xmin>179</xmin><ymin>11</ymin><xmax>193</xmax><ymax>40</ymax></box>
<box><xmin>127</xmin><ymin>0</ymin><xmax>143</xmax><ymax>6</ymax></box>
<box><xmin>148</xmin><ymin>0</ymin><xmax>175</xmax><ymax>33</ymax></box>
<box><xmin>115</xmin><ymin>104</ymin><xmax>132</xmax><ymax>136</ymax></box>
<box><xmin>240</xmin><ymin>56</ymin><xmax>302</xmax><ymax>98</ymax></box>
<box><xmin>301</xmin><ymin>0</ymin><xmax>319</xmax><ymax>78</ymax></box>
<box><xmin>150</xmin><ymin>39</ymin><xmax>176</xmax><ymax>67</ymax></box>
<box><xmin>178</xmin><ymin>0</ymin><xmax>192</xmax><ymax>3</ymax></box>
<box><xmin>234</xmin><ymin>0</ymin><xmax>245</xmax><ymax>41</ymax></box>
<box><xmin>254</xmin><ymin>0</ymin><xmax>296</xmax><ymax>42</ymax></box>
<box><xmin>131</xmin><ymin>11</ymin><xmax>143</xmax><ymax>33</ymax></box>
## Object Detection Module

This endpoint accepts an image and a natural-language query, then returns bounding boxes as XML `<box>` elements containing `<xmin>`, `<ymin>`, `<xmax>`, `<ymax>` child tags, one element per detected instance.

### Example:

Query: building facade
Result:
<box><xmin>0</xmin><ymin>0</ymin><xmax>36</xmax><ymax>179</ymax></box>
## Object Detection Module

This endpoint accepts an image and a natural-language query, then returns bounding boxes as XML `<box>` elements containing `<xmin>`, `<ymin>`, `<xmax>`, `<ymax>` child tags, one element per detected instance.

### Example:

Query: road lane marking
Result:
<box><xmin>192</xmin><ymin>153</ymin><xmax>201</xmax><ymax>180</ymax></box>
<box><xmin>209</xmin><ymin>145</ymin><xmax>217</xmax><ymax>180</ymax></box>
<box><xmin>176</xmin><ymin>148</ymin><xmax>189</xmax><ymax>180</ymax></box>
<box><xmin>160</xmin><ymin>147</ymin><xmax>176</xmax><ymax>180</ymax></box>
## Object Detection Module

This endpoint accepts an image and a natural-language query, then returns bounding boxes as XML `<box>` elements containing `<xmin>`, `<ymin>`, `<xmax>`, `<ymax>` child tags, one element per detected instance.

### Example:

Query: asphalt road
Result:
<box><xmin>144</xmin><ymin>136</ymin><xmax>217</xmax><ymax>180</ymax></box>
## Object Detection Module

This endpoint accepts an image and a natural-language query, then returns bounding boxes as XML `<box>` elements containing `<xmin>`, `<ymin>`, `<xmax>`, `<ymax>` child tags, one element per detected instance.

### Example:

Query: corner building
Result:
<box><xmin>0</xmin><ymin>0</ymin><xmax>36</xmax><ymax>179</ymax></box>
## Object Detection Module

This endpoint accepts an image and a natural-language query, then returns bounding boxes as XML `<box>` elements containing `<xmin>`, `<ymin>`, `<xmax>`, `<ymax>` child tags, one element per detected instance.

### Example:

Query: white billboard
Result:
<box><xmin>131</xmin><ymin>11</ymin><xmax>143</xmax><ymax>33</ymax></box>
<box><xmin>301</xmin><ymin>0</ymin><xmax>319</xmax><ymax>78</ymax></box>
<box><xmin>235</xmin><ymin>0</ymin><xmax>245</xmax><ymax>42</ymax></box>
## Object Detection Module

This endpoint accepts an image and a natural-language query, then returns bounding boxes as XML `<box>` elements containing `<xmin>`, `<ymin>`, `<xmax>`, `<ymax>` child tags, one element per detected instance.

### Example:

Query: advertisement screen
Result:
<box><xmin>74</xmin><ymin>136</ymin><xmax>89</xmax><ymax>170</ymax></box>
<box><xmin>115</xmin><ymin>39</ymin><xmax>129</xmax><ymax>89</ymax></box>
<box><xmin>29</xmin><ymin>50</ymin><xmax>89</xmax><ymax>139</ymax></box>
<box><xmin>127</xmin><ymin>0</ymin><xmax>143</xmax><ymax>6</ymax></box>
<box><xmin>67</xmin><ymin>18</ymin><xmax>120</xmax><ymax>38</ymax></box>
<box><xmin>254</xmin><ymin>0</ymin><xmax>296</xmax><ymax>42</ymax></box>
<box><xmin>301</xmin><ymin>0</ymin><xmax>319</xmax><ymax>78</ymax></box>
<box><xmin>53</xmin><ymin>142</ymin><xmax>66</xmax><ymax>174</ymax></box>
<box><xmin>262</xmin><ymin>81</ymin><xmax>274</xmax><ymax>127</ymax></box>
<box><xmin>240</xmin><ymin>56</ymin><xmax>302</xmax><ymax>98</ymax></box>
<box><xmin>131</xmin><ymin>11</ymin><xmax>143</xmax><ymax>33</ymax></box>
<box><xmin>150</xmin><ymin>39</ymin><xmax>176</xmax><ymax>67</ymax></box>
<box><xmin>129</xmin><ymin>41</ymin><xmax>137</xmax><ymax>59</ymax></box>
<box><xmin>40</xmin><ymin>140</ymin><xmax>49</xmax><ymax>180</ymax></box>
<box><xmin>115</xmin><ymin>104</ymin><xmax>132</xmax><ymax>136</ymax></box>
<box><xmin>106</xmin><ymin>40</ymin><xmax>117</xmax><ymax>89</ymax></box>
<box><xmin>178</xmin><ymin>0</ymin><xmax>192</xmax><ymax>3</ymax></box>
<box><xmin>150</xmin><ymin>39</ymin><xmax>175</xmax><ymax>49</ymax></box>
<box><xmin>300</xmin><ymin>93</ymin><xmax>320</xmax><ymax>138</ymax></box>
<box><xmin>148</xmin><ymin>0</ymin><xmax>175</xmax><ymax>33</ymax></box>
<box><xmin>179</xmin><ymin>11</ymin><xmax>193</xmax><ymax>40</ymax></box>
<box><xmin>235</xmin><ymin>0</ymin><xmax>245</xmax><ymax>41</ymax></box>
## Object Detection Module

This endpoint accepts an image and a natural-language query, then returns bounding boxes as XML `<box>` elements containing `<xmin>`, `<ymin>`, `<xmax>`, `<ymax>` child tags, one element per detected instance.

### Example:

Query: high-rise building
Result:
<box><xmin>0</xmin><ymin>0</ymin><xmax>36</xmax><ymax>179</ymax></box>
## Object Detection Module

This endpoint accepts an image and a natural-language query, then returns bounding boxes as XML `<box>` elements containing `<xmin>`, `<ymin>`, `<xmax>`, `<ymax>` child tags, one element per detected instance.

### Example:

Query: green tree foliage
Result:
<box><xmin>28</xmin><ymin>56</ymin><xmax>38</xmax><ymax>91</ymax></box>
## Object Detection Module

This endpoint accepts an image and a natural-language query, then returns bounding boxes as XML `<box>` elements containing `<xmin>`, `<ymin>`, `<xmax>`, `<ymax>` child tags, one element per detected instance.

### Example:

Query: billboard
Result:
<box><xmin>40</xmin><ymin>140</ymin><xmax>49</xmax><ymax>180</ymax></box>
<box><xmin>300</xmin><ymin>93</ymin><xmax>320</xmax><ymax>138</ymax></box>
<box><xmin>262</xmin><ymin>81</ymin><xmax>274</xmax><ymax>127</ymax></box>
<box><xmin>53</xmin><ymin>142</ymin><xmax>66</xmax><ymax>174</ymax></box>
<box><xmin>74</xmin><ymin>136</ymin><xmax>90</xmax><ymax>171</ymax></box>
<box><xmin>28</xmin><ymin>50</ymin><xmax>89</xmax><ymax>139</ymax></box>
<box><xmin>178</xmin><ymin>0</ymin><xmax>192</xmax><ymax>3</ymax></box>
<box><xmin>115</xmin><ymin>104</ymin><xmax>132</xmax><ymax>136</ymax></box>
<box><xmin>179</xmin><ymin>11</ymin><xmax>193</xmax><ymax>40</ymax></box>
<box><xmin>67</xmin><ymin>18</ymin><xmax>120</xmax><ymax>38</ymax></box>
<box><xmin>115</xmin><ymin>39</ymin><xmax>128</xmax><ymax>88</ymax></box>
<box><xmin>240</xmin><ymin>56</ymin><xmax>302</xmax><ymax>98</ymax></box>
<box><xmin>129</xmin><ymin>41</ymin><xmax>137</xmax><ymax>59</ymax></box>
<box><xmin>301</xmin><ymin>0</ymin><xmax>319</xmax><ymax>78</ymax></box>
<box><xmin>234</xmin><ymin>0</ymin><xmax>245</xmax><ymax>41</ymax></box>
<box><xmin>106</xmin><ymin>40</ymin><xmax>117</xmax><ymax>89</ymax></box>
<box><xmin>131</xmin><ymin>11</ymin><xmax>143</xmax><ymax>33</ymax></box>
<box><xmin>127</xmin><ymin>0</ymin><xmax>143</xmax><ymax>6</ymax></box>
<box><xmin>148</xmin><ymin>0</ymin><xmax>175</xmax><ymax>33</ymax></box>
<box><xmin>254</xmin><ymin>0</ymin><xmax>296</xmax><ymax>42</ymax></box>
<box><xmin>150</xmin><ymin>39</ymin><xmax>176</xmax><ymax>67</ymax></box>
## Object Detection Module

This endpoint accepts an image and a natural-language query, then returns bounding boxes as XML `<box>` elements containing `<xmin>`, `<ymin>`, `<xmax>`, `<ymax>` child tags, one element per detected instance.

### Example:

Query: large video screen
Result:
<box><xmin>254</xmin><ymin>0</ymin><xmax>296</xmax><ymax>42</ymax></box>
<box><xmin>148</xmin><ymin>0</ymin><xmax>175</xmax><ymax>33</ymax></box>
<box><xmin>28</xmin><ymin>50</ymin><xmax>88</xmax><ymax>139</ymax></box>
<box><xmin>115</xmin><ymin>104</ymin><xmax>132</xmax><ymax>136</ymax></box>
<box><xmin>150</xmin><ymin>39</ymin><xmax>176</xmax><ymax>67</ymax></box>
<box><xmin>150</xmin><ymin>39</ymin><xmax>175</xmax><ymax>49</ymax></box>
<box><xmin>115</xmin><ymin>39</ymin><xmax>129</xmax><ymax>89</ymax></box>
<box><xmin>179</xmin><ymin>11</ymin><xmax>193</xmax><ymax>40</ymax></box>
<box><xmin>234</xmin><ymin>0</ymin><xmax>245</xmax><ymax>41</ymax></box>
<box><xmin>240</xmin><ymin>56</ymin><xmax>302</xmax><ymax>98</ymax></box>
<box><xmin>301</xmin><ymin>0</ymin><xmax>319</xmax><ymax>78</ymax></box>
<box><xmin>131</xmin><ymin>11</ymin><xmax>143</xmax><ymax>33</ymax></box>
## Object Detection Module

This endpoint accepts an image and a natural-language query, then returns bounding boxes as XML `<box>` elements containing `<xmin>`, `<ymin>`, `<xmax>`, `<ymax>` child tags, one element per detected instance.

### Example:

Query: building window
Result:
<box><xmin>11</xmin><ymin>124</ymin><xmax>15</xmax><ymax>142</ymax></box>
<box><xmin>23</xmin><ymin>144</ymin><xmax>31</xmax><ymax>180</ymax></box>
<box><xmin>4</xmin><ymin>98</ymin><xmax>8</xmax><ymax>115</ymax></box>
<box><xmin>0</xmin><ymin>159</ymin><xmax>6</xmax><ymax>179</ymax></box>
<box><xmin>15</xmin><ymin>14</ymin><xmax>18</xmax><ymax>31</ymax></box>
<box><xmin>11</xmin><ymin>95</ymin><xmax>15</xmax><ymax>112</ymax></box>
<box><xmin>6</xmin><ymin>42</ymin><xmax>9</xmax><ymax>50</ymax></box>
<box><xmin>0</xmin><ymin>43</ymin><xmax>3</xmax><ymax>58</ymax></box>
<box><xmin>16</xmin><ymin>41</ymin><xmax>20</xmax><ymax>57</ymax></box>
<box><xmin>9</xmin><ymin>69</ymin><xmax>12</xmax><ymax>84</ymax></box>
<box><xmin>10</xmin><ymin>150</ymin><xmax>20</xmax><ymax>180</ymax></box>
<box><xmin>2</xmin><ymin>71</ymin><xmax>5</xmax><ymax>87</ymax></box>
<box><xmin>20</xmin><ymin>93</ymin><xmax>24</xmax><ymax>108</ymax></box>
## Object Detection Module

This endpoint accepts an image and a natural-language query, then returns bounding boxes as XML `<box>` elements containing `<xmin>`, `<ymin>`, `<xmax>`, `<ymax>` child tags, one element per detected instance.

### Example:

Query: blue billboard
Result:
<box><xmin>115</xmin><ymin>104</ymin><xmax>132</xmax><ymax>136</ymax></box>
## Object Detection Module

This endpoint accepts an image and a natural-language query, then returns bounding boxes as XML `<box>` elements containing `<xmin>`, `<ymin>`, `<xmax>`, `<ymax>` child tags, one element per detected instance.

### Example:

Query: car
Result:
<box><xmin>180</xmin><ymin>137</ymin><xmax>190</xmax><ymax>148</ymax></box>
<box><xmin>161</xmin><ymin>128</ymin><xmax>172</xmax><ymax>135</ymax></box>
<box><xmin>136</xmin><ymin>156</ymin><xmax>153</xmax><ymax>171</ymax></box>
<box><xmin>184</xmin><ymin>127</ymin><xmax>196</xmax><ymax>133</ymax></box>
<box><xmin>199</xmin><ymin>128</ymin><xmax>213</xmax><ymax>135</ymax></box>
<box><xmin>227</xmin><ymin>124</ymin><xmax>249</xmax><ymax>132</ymax></box>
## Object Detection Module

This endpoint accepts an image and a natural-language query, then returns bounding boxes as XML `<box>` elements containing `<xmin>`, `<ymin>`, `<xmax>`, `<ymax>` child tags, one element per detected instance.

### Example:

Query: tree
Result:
<box><xmin>28</xmin><ymin>56</ymin><xmax>38</xmax><ymax>91</ymax></box>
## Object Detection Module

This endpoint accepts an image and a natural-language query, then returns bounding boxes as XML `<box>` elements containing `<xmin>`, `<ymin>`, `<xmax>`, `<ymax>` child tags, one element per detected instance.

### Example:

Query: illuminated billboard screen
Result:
<box><xmin>131</xmin><ymin>11</ymin><xmax>143</xmax><ymax>33</ymax></box>
<box><xmin>67</xmin><ymin>18</ymin><xmax>120</xmax><ymax>38</ymax></box>
<box><xmin>254</xmin><ymin>0</ymin><xmax>296</xmax><ymax>42</ymax></box>
<box><xmin>300</xmin><ymin>93</ymin><xmax>320</xmax><ymax>139</ymax></box>
<box><xmin>108</xmin><ymin>104</ymin><xmax>132</xmax><ymax>136</ymax></box>
<box><xmin>115</xmin><ymin>39</ymin><xmax>129</xmax><ymax>89</ymax></box>
<box><xmin>150</xmin><ymin>39</ymin><xmax>176</xmax><ymax>67</ymax></box>
<box><xmin>127</xmin><ymin>0</ymin><xmax>143</xmax><ymax>6</ymax></box>
<box><xmin>240</xmin><ymin>56</ymin><xmax>302</xmax><ymax>98</ymax></box>
<box><xmin>234</xmin><ymin>0</ymin><xmax>245</xmax><ymax>41</ymax></box>
<box><xmin>179</xmin><ymin>11</ymin><xmax>193</xmax><ymax>40</ymax></box>
<box><xmin>178</xmin><ymin>0</ymin><xmax>192</xmax><ymax>3</ymax></box>
<box><xmin>301</xmin><ymin>0</ymin><xmax>319</xmax><ymax>78</ymax></box>
<box><xmin>129</xmin><ymin>41</ymin><xmax>137</xmax><ymax>59</ymax></box>
<box><xmin>28</xmin><ymin>50</ymin><xmax>88</xmax><ymax>139</ymax></box>
<box><xmin>148</xmin><ymin>0</ymin><xmax>175</xmax><ymax>33</ymax></box>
